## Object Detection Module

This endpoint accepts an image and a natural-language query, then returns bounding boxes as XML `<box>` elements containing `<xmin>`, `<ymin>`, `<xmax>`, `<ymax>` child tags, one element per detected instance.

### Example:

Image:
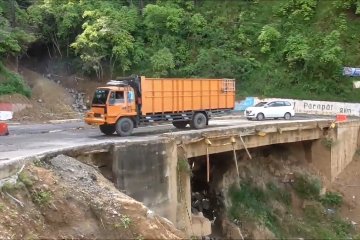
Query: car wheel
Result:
<box><xmin>172</xmin><ymin>121</ymin><xmax>188</xmax><ymax>129</ymax></box>
<box><xmin>191</xmin><ymin>112</ymin><xmax>207</xmax><ymax>129</ymax></box>
<box><xmin>256</xmin><ymin>113</ymin><xmax>265</xmax><ymax>121</ymax></box>
<box><xmin>284</xmin><ymin>112</ymin><xmax>291</xmax><ymax>120</ymax></box>
<box><xmin>99</xmin><ymin>124</ymin><xmax>116</xmax><ymax>135</ymax></box>
<box><xmin>247</xmin><ymin>117</ymin><xmax>252</xmax><ymax>121</ymax></box>
<box><xmin>115</xmin><ymin>117</ymin><xmax>134</xmax><ymax>136</ymax></box>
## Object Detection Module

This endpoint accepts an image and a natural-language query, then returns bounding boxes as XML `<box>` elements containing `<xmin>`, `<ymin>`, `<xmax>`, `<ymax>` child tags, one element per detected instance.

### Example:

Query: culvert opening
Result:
<box><xmin>189</xmin><ymin>151</ymin><xmax>238</xmax><ymax>237</ymax></box>
<box><xmin>188</xmin><ymin>140</ymin><xmax>316</xmax><ymax>238</ymax></box>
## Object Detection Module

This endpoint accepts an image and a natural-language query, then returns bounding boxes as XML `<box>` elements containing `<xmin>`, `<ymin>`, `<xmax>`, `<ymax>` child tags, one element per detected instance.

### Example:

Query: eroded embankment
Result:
<box><xmin>0</xmin><ymin>155</ymin><xmax>184</xmax><ymax>239</ymax></box>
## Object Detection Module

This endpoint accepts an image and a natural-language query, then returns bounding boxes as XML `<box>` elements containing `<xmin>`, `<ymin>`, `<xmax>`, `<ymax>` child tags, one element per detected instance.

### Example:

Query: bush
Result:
<box><xmin>258</xmin><ymin>25</ymin><xmax>281</xmax><ymax>53</ymax></box>
<box><xmin>293</xmin><ymin>174</ymin><xmax>321</xmax><ymax>199</ymax></box>
<box><xmin>32</xmin><ymin>190</ymin><xmax>52</xmax><ymax>206</ymax></box>
<box><xmin>320</xmin><ymin>192</ymin><xmax>343</xmax><ymax>208</ymax></box>
<box><xmin>0</xmin><ymin>64</ymin><xmax>31</xmax><ymax>97</ymax></box>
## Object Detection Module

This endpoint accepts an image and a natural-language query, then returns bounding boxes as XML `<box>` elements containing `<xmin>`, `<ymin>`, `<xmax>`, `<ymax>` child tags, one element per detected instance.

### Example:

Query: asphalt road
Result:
<box><xmin>0</xmin><ymin>114</ymin><xmax>335</xmax><ymax>161</ymax></box>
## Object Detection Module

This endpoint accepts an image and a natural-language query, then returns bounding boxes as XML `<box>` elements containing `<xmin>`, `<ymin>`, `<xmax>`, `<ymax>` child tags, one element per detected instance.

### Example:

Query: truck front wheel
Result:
<box><xmin>115</xmin><ymin>117</ymin><xmax>134</xmax><ymax>136</ymax></box>
<box><xmin>172</xmin><ymin>121</ymin><xmax>188</xmax><ymax>129</ymax></box>
<box><xmin>99</xmin><ymin>124</ymin><xmax>116</xmax><ymax>135</ymax></box>
<box><xmin>191</xmin><ymin>112</ymin><xmax>207</xmax><ymax>129</ymax></box>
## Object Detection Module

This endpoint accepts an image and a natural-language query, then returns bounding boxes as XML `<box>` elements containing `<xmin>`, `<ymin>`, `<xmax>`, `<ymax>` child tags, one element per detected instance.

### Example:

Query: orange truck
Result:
<box><xmin>85</xmin><ymin>76</ymin><xmax>235</xmax><ymax>136</ymax></box>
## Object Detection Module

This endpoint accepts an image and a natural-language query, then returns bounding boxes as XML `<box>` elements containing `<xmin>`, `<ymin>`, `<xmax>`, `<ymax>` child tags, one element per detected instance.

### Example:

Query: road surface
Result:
<box><xmin>0</xmin><ymin>114</ymin><xmax>335</xmax><ymax>161</ymax></box>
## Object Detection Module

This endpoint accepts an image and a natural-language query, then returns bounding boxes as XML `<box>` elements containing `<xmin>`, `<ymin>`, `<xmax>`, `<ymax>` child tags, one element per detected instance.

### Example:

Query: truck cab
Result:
<box><xmin>85</xmin><ymin>85</ymin><xmax>137</xmax><ymax>134</ymax></box>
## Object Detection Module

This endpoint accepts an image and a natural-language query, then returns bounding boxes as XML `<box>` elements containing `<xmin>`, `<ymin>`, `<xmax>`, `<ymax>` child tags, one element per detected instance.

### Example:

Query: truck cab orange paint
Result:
<box><xmin>85</xmin><ymin>76</ymin><xmax>235</xmax><ymax>136</ymax></box>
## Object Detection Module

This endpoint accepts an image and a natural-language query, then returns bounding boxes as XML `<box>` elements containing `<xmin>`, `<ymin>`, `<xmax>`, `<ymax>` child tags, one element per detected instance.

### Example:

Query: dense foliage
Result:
<box><xmin>1</xmin><ymin>0</ymin><xmax>360</xmax><ymax>101</ymax></box>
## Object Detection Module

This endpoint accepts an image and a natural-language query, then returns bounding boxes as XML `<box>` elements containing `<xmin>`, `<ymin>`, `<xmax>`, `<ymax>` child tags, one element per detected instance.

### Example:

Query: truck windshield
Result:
<box><xmin>92</xmin><ymin>89</ymin><xmax>109</xmax><ymax>104</ymax></box>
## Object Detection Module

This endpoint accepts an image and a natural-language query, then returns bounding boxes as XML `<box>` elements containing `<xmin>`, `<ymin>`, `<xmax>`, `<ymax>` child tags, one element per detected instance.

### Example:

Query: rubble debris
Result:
<box><xmin>66</xmin><ymin>88</ymin><xmax>89</xmax><ymax>113</ymax></box>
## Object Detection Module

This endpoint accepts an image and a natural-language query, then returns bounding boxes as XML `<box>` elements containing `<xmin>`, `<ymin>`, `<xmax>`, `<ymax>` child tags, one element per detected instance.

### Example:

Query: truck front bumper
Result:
<box><xmin>84</xmin><ymin>117</ymin><xmax>106</xmax><ymax>125</ymax></box>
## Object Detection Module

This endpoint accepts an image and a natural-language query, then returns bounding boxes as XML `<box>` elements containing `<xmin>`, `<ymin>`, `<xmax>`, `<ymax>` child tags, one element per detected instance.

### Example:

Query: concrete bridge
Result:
<box><xmin>1</xmin><ymin>118</ymin><xmax>359</xmax><ymax>236</ymax></box>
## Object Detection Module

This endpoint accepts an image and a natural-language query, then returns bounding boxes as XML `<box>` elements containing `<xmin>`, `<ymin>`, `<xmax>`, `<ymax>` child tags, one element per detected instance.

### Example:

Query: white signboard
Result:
<box><xmin>0</xmin><ymin>111</ymin><xmax>13</xmax><ymax>120</ymax></box>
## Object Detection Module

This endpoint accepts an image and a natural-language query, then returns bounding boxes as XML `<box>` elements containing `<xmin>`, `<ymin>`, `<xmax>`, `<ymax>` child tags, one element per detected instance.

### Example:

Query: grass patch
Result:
<box><xmin>1</xmin><ymin>181</ymin><xmax>24</xmax><ymax>193</ymax></box>
<box><xmin>18</xmin><ymin>172</ymin><xmax>34</xmax><ymax>188</ymax></box>
<box><xmin>228</xmin><ymin>176</ymin><xmax>353</xmax><ymax>239</ymax></box>
<box><xmin>0</xmin><ymin>64</ymin><xmax>31</xmax><ymax>97</ymax></box>
<box><xmin>229</xmin><ymin>182</ymin><xmax>283</xmax><ymax>238</ymax></box>
<box><xmin>267</xmin><ymin>181</ymin><xmax>292</xmax><ymax>206</ymax></box>
<box><xmin>293</xmin><ymin>174</ymin><xmax>321</xmax><ymax>200</ymax></box>
<box><xmin>320</xmin><ymin>192</ymin><xmax>343</xmax><ymax>208</ymax></box>
<box><xmin>114</xmin><ymin>215</ymin><xmax>132</xmax><ymax>229</ymax></box>
<box><xmin>31</xmin><ymin>190</ymin><xmax>52</xmax><ymax>206</ymax></box>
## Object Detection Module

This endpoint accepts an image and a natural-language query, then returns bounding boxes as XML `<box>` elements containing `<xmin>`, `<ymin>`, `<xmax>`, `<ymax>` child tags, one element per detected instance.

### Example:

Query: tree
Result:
<box><xmin>258</xmin><ymin>25</ymin><xmax>281</xmax><ymax>53</ymax></box>
<box><xmin>150</xmin><ymin>47</ymin><xmax>174</xmax><ymax>77</ymax></box>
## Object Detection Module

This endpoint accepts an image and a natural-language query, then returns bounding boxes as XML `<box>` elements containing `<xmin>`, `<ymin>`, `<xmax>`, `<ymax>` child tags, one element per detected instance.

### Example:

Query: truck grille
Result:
<box><xmin>94</xmin><ymin>113</ymin><xmax>101</xmax><ymax>118</ymax></box>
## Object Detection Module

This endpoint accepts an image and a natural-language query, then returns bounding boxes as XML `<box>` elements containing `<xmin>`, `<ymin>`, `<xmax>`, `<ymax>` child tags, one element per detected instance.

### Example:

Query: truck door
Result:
<box><xmin>107</xmin><ymin>91</ymin><xmax>126</xmax><ymax>124</ymax></box>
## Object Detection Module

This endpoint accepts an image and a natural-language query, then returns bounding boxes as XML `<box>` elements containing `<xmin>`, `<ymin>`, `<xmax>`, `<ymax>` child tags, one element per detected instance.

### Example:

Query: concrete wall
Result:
<box><xmin>112</xmin><ymin>139</ymin><xmax>178</xmax><ymax>223</ymax></box>
<box><xmin>331</xmin><ymin>122</ymin><xmax>360</xmax><ymax>180</ymax></box>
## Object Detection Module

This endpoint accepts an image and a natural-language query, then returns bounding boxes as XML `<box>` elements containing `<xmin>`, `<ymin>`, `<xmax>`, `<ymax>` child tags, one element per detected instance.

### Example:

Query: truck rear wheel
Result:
<box><xmin>99</xmin><ymin>124</ymin><xmax>116</xmax><ymax>135</ymax></box>
<box><xmin>191</xmin><ymin>112</ymin><xmax>207</xmax><ymax>129</ymax></box>
<box><xmin>115</xmin><ymin>117</ymin><xmax>134</xmax><ymax>136</ymax></box>
<box><xmin>172</xmin><ymin>121</ymin><xmax>188</xmax><ymax>129</ymax></box>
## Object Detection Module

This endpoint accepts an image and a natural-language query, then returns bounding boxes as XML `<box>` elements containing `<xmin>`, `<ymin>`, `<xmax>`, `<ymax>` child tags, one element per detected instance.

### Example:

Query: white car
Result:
<box><xmin>245</xmin><ymin>101</ymin><xmax>295</xmax><ymax>121</ymax></box>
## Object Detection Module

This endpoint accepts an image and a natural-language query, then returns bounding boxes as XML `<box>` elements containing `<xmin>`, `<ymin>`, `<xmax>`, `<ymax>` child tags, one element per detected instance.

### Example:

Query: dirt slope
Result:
<box><xmin>0</xmin><ymin>155</ymin><xmax>184</xmax><ymax>239</ymax></box>
<box><xmin>2</xmin><ymin>68</ymin><xmax>79</xmax><ymax>122</ymax></box>
<box><xmin>331</xmin><ymin>155</ymin><xmax>360</xmax><ymax>225</ymax></box>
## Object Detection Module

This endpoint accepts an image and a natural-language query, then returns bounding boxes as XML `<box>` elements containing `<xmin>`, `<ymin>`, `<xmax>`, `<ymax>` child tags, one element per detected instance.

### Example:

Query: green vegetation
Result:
<box><xmin>0</xmin><ymin>0</ymin><xmax>34</xmax><ymax>97</ymax></box>
<box><xmin>229</xmin><ymin>178</ymin><xmax>354</xmax><ymax>239</ymax></box>
<box><xmin>177</xmin><ymin>158</ymin><xmax>191</xmax><ymax>175</ymax></box>
<box><xmin>293</xmin><ymin>173</ymin><xmax>321</xmax><ymax>200</ymax></box>
<box><xmin>18</xmin><ymin>171</ymin><xmax>34</xmax><ymax>187</ymax></box>
<box><xmin>1</xmin><ymin>180</ymin><xmax>25</xmax><ymax>193</ymax></box>
<box><xmin>0</xmin><ymin>203</ymin><xmax>4</xmax><ymax>212</ymax></box>
<box><xmin>114</xmin><ymin>214</ymin><xmax>132</xmax><ymax>229</ymax></box>
<box><xmin>1</xmin><ymin>0</ymin><xmax>360</xmax><ymax>100</ymax></box>
<box><xmin>31</xmin><ymin>190</ymin><xmax>52</xmax><ymax>206</ymax></box>
<box><xmin>320</xmin><ymin>192</ymin><xmax>343</xmax><ymax>208</ymax></box>
<box><xmin>0</xmin><ymin>63</ymin><xmax>31</xmax><ymax>97</ymax></box>
<box><xmin>229</xmin><ymin>181</ymin><xmax>288</xmax><ymax>237</ymax></box>
<box><xmin>322</xmin><ymin>137</ymin><xmax>337</xmax><ymax>149</ymax></box>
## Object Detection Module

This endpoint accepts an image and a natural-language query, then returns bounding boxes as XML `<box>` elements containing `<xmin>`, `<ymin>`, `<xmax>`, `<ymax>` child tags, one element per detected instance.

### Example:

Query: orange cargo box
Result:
<box><xmin>141</xmin><ymin>77</ymin><xmax>235</xmax><ymax>115</ymax></box>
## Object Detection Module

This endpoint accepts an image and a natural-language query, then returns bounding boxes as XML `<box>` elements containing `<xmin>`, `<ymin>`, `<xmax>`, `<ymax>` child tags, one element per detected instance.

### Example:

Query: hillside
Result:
<box><xmin>0</xmin><ymin>155</ymin><xmax>184</xmax><ymax>239</ymax></box>
<box><xmin>0</xmin><ymin>0</ymin><xmax>360</xmax><ymax>103</ymax></box>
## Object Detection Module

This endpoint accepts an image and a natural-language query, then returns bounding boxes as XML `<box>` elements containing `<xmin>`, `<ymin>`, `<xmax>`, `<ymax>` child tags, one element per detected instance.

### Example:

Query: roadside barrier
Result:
<box><xmin>336</xmin><ymin>114</ymin><xmax>348</xmax><ymax>122</ymax></box>
<box><xmin>0</xmin><ymin>122</ymin><xmax>9</xmax><ymax>136</ymax></box>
